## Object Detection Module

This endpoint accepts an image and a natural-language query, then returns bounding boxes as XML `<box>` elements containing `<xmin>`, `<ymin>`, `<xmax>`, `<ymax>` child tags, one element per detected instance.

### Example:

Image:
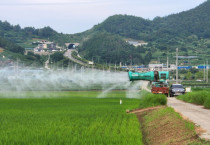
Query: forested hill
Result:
<box><xmin>94</xmin><ymin>0</ymin><xmax>210</xmax><ymax>41</ymax></box>
<box><xmin>79</xmin><ymin>0</ymin><xmax>210</xmax><ymax>65</ymax></box>
<box><xmin>95</xmin><ymin>15</ymin><xmax>152</xmax><ymax>40</ymax></box>
<box><xmin>0</xmin><ymin>21</ymin><xmax>74</xmax><ymax>47</ymax></box>
<box><xmin>153</xmin><ymin>0</ymin><xmax>210</xmax><ymax>39</ymax></box>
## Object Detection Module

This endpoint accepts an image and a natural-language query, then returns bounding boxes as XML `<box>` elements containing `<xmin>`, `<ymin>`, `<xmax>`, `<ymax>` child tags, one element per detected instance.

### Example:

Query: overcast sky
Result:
<box><xmin>0</xmin><ymin>0</ymin><xmax>207</xmax><ymax>34</ymax></box>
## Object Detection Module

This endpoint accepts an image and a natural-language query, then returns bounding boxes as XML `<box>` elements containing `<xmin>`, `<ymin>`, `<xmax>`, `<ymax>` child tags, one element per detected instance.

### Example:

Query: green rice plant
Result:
<box><xmin>0</xmin><ymin>91</ymin><xmax>143</xmax><ymax>145</ymax></box>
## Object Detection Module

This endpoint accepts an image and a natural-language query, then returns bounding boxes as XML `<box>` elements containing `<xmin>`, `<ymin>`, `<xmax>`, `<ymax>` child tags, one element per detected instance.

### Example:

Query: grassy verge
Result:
<box><xmin>177</xmin><ymin>91</ymin><xmax>210</xmax><ymax>109</ymax></box>
<box><xmin>138</xmin><ymin>107</ymin><xmax>209</xmax><ymax>145</ymax></box>
<box><xmin>71</xmin><ymin>51</ymin><xmax>89</xmax><ymax>64</ymax></box>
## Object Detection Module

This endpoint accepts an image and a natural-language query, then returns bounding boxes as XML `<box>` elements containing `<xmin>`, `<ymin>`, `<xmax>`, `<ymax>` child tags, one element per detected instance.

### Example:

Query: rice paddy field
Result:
<box><xmin>0</xmin><ymin>91</ymin><xmax>144</xmax><ymax>145</ymax></box>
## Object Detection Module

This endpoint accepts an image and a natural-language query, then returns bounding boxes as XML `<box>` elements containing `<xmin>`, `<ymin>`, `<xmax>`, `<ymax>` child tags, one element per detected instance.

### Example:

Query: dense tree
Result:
<box><xmin>79</xmin><ymin>33</ymin><xmax>146</xmax><ymax>64</ymax></box>
<box><xmin>50</xmin><ymin>52</ymin><xmax>64</xmax><ymax>62</ymax></box>
<box><xmin>186</xmin><ymin>72</ymin><xmax>192</xmax><ymax>80</ymax></box>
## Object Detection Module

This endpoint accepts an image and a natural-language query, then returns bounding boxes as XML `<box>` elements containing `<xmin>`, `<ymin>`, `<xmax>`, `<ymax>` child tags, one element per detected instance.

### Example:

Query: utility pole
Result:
<box><xmin>92</xmin><ymin>57</ymin><xmax>93</xmax><ymax>72</ymax></box>
<box><xmin>204</xmin><ymin>62</ymin><xmax>206</xmax><ymax>81</ymax></box>
<box><xmin>207</xmin><ymin>59</ymin><xmax>209</xmax><ymax>83</ymax></box>
<box><xmin>167</xmin><ymin>56</ymin><xmax>169</xmax><ymax>71</ymax></box>
<box><xmin>176</xmin><ymin>48</ymin><xmax>178</xmax><ymax>84</ymax></box>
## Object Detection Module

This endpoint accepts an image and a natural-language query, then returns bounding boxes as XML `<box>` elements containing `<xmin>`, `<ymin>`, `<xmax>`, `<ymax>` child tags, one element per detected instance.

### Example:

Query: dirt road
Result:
<box><xmin>167</xmin><ymin>98</ymin><xmax>210</xmax><ymax>140</ymax></box>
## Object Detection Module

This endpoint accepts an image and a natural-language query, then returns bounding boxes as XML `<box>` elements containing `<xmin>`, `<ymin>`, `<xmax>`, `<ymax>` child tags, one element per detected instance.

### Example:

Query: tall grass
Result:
<box><xmin>139</xmin><ymin>93</ymin><xmax>167</xmax><ymax>108</ymax></box>
<box><xmin>177</xmin><ymin>91</ymin><xmax>210</xmax><ymax>109</ymax></box>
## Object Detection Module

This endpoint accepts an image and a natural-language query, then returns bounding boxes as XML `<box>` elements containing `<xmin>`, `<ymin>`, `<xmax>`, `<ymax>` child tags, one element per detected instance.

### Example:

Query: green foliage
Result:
<box><xmin>139</xmin><ymin>93</ymin><xmax>167</xmax><ymax>108</ymax></box>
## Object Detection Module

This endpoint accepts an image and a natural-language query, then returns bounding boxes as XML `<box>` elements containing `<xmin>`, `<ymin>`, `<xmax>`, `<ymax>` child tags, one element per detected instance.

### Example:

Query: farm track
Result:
<box><xmin>167</xmin><ymin>97</ymin><xmax>210</xmax><ymax>140</ymax></box>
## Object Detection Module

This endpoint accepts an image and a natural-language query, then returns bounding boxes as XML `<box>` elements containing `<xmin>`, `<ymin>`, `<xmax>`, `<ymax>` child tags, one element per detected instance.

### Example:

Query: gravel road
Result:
<box><xmin>167</xmin><ymin>97</ymin><xmax>210</xmax><ymax>140</ymax></box>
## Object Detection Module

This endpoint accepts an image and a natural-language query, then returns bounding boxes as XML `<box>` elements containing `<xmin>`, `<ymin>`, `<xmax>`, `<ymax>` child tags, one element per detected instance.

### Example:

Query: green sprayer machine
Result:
<box><xmin>128</xmin><ymin>71</ymin><xmax>169</xmax><ymax>96</ymax></box>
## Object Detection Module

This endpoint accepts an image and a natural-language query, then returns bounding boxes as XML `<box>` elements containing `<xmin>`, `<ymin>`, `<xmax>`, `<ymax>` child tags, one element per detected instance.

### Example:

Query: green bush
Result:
<box><xmin>204</xmin><ymin>97</ymin><xmax>210</xmax><ymax>109</ymax></box>
<box><xmin>139</xmin><ymin>93</ymin><xmax>167</xmax><ymax>108</ymax></box>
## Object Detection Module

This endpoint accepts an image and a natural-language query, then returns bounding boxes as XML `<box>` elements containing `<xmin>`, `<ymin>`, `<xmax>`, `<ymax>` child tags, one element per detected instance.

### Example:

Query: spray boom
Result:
<box><xmin>128</xmin><ymin>71</ymin><xmax>169</xmax><ymax>82</ymax></box>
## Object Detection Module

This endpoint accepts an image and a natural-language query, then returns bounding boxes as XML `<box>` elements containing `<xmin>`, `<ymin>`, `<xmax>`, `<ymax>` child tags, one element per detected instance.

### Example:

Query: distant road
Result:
<box><xmin>64</xmin><ymin>49</ymin><xmax>89</xmax><ymax>66</ymax></box>
<box><xmin>44</xmin><ymin>55</ymin><xmax>50</xmax><ymax>69</ymax></box>
<box><xmin>168</xmin><ymin>98</ymin><xmax>210</xmax><ymax>140</ymax></box>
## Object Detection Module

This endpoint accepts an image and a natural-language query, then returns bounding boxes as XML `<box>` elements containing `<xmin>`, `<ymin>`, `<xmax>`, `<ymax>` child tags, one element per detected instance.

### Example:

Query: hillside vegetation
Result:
<box><xmin>79</xmin><ymin>33</ymin><xmax>152</xmax><ymax>65</ymax></box>
<box><xmin>0</xmin><ymin>36</ymin><xmax>45</xmax><ymax>66</ymax></box>
<box><xmin>0</xmin><ymin>0</ymin><xmax>210</xmax><ymax>66</ymax></box>
<box><xmin>0</xmin><ymin>21</ymin><xmax>76</xmax><ymax>47</ymax></box>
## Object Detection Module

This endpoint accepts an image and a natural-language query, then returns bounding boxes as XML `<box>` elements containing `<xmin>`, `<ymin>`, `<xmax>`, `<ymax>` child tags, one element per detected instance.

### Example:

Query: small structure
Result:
<box><xmin>149</xmin><ymin>64</ymin><xmax>164</xmax><ymax>70</ymax></box>
<box><xmin>88</xmin><ymin>61</ymin><xmax>94</xmax><ymax>65</ymax></box>
<box><xmin>126</xmin><ymin>40</ymin><xmax>148</xmax><ymax>47</ymax></box>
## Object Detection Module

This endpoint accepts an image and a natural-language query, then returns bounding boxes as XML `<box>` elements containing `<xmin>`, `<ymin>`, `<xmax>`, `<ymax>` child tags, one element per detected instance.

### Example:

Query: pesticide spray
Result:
<box><xmin>0</xmin><ymin>66</ymin><xmax>145</xmax><ymax>98</ymax></box>
<box><xmin>126</xmin><ymin>81</ymin><xmax>143</xmax><ymax>98</ymax></box>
